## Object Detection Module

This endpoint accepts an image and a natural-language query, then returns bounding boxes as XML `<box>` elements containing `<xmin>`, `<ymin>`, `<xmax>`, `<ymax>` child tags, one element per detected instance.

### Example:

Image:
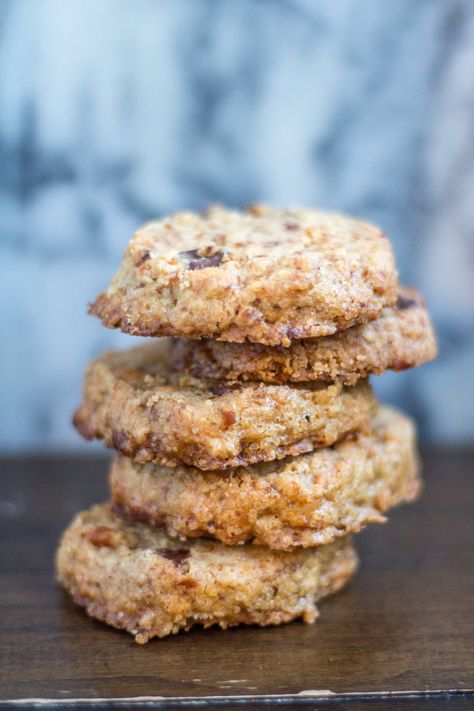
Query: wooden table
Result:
<box><xmin>1</xmin><ymin>450</ymin><xmax>473</xmax><ymax>709</ymax></box>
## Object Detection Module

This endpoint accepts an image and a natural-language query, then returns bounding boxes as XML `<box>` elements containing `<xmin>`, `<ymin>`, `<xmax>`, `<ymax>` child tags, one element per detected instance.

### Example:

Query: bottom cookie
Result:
<box><xmin>56</xmin><ymin>504</ymin><xmax>358</xmax><ymax>643</ymax></box>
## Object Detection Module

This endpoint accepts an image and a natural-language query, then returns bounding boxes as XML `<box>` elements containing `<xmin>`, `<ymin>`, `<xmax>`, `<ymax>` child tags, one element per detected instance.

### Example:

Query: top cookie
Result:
<box><xmin>90</xmin><ymin>205</ymin><xmax>398</xmax><ymax>346</ymax></box>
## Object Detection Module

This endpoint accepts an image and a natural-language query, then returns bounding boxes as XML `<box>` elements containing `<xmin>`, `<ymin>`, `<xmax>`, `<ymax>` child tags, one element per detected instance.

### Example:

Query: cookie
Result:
<box><xmin>171</xmin><ymin>288</ymin><xmax>436</xmax><ymax>385</ymax></box>
<box><xmin>73</xmin><ymin>342</ymin><xmax>376</xmax><ymax>470</ymax></box>
<box><xmin>110</xmin><ymin>407</ymin><xmax>420</xmax><ymax>550</ymax></box>
<box><xmin>90</xmin><ymin>205</ymin><xmax>398</xmax><ymax>346</ymax></box>
<box><xmin>56</xmin><ymin>504</ymin><xmax>358</xmax><ymax>643</ymax></box>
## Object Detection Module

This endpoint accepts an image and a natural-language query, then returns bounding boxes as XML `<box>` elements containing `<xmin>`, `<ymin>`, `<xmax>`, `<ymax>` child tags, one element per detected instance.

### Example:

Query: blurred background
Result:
<box><xmin>1</xmin><ymin>0</ymin><xmax>473</xmax><ymax>451</ymax></box>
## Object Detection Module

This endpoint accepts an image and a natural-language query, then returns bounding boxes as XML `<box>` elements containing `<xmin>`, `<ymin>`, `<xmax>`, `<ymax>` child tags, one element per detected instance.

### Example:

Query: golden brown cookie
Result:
<box><xmin>110</xmin><ymin>407</ymin><xmax>420</xmax><ymax>550</ymax></box>
<box><xmin>56</xmin><ymin>504</ymin><xmax>358</xmax><ymax>643</ymax></box>
<box><xmin>171</xmin><ymin>288</ymin><xmax>437</xmax><ymax>384</ymax></box>
<box><xmin>90</xmin><ymin>205</ymin><xmax>398</xmax><ymax>346</ymax></box>
<box><xmin>73</xmin><ymin>342</ymin><xmax>376</xmax><ymax>470</ymax></box>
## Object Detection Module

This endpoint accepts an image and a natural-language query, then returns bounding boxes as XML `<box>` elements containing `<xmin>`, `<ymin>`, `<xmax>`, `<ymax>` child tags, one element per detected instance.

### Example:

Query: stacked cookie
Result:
<box><xmin>56</xmin><ymin>205</ymin><xmax>436</xmax><ymax>643</ymax></box>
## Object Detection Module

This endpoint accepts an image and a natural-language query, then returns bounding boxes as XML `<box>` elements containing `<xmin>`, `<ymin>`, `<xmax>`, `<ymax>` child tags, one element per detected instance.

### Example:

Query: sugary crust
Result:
<box><xmin>73</xmin><ymin>342</ymin><xmax>376</xmax><ymax>470</ymax></box>
<box><xmin>171</xmin><ymin>288</ymin><xmax>437</xmax><ymax>384</ymax></box>
<box><xmin>110</xmin><ymin>407</ymin><xmax>420</xmax><ymax>550</ymax></box>
<box><xmin>90</xmin><ymin>205</ymin><xmax>398</xmax><ymax>346</ymax></box>
<box><xmin>56</xmin><ymin>504</ymin><xmax>358</xmax><ymax>643</ymax></box>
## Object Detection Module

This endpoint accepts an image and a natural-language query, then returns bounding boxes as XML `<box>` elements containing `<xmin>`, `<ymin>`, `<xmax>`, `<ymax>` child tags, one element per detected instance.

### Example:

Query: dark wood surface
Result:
<box><xmin>0</xmin><ymin>449</ymin><xmax>473</xmax><ymax>708</ymax></box>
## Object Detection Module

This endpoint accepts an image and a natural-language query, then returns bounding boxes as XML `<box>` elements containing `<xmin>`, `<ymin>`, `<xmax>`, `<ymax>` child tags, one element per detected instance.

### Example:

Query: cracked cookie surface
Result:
<box><xmin>73</xmin><ymin>341</ymin><xmax>376</xmax><ymax>470</ymax></box>
<box><xmin>90</xmin><ymin>204</ymin><xmax>398</xmax><ymax>346</ymax></box>
<box><xmin>56</xmin><ymin>503</ymin><xmax>358</xmax><ymax>643</ymax></box>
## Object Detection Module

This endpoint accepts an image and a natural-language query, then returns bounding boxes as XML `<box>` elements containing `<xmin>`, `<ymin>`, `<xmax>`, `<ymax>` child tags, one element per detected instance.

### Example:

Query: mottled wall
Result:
<box><xmin>1</xmin><ymin>0</ymin><xmax>473</xmax><ymax>449</ymax></box>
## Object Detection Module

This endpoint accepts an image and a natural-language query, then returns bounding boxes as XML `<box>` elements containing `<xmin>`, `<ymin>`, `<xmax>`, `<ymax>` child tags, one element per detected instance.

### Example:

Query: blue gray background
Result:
<box><xmin>1</xmin><ymin>0</ymin><xmax>473</xmax><ymax>450</ymax></box>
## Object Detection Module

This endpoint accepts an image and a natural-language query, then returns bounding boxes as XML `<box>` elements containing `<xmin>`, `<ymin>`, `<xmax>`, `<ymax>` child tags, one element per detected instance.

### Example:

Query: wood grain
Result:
<box><xmin>0</xmin><ymin>449</ymin><xmax>473</xmax><ymax>707</ymax></box>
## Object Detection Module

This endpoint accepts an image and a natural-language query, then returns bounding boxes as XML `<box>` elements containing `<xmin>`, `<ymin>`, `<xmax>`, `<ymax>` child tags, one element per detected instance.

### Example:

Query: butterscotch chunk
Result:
<box><xmin>73</xmin><ymin>342</ymin><xmax>376</xmax><ymax>470</ymax></box>
<box><xmin>56</xmin><ymin>504</ymin><xmax>358</xmax><ymax>643</ymax></box>
<box><xmin>90</xmin><ymin>205</ymin><xmax>398</xmax><ymax>346</ymax></box>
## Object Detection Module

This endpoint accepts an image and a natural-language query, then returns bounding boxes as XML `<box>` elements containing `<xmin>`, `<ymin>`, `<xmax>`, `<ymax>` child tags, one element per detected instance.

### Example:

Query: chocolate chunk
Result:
<box><xmin>209</xmin><ymin>382</ymin><xmax>243</xmax><ymax>396</ymax></box>
<box><xmin>396</xmin><ymin>294</ymin><xmax>417</xmax><ymax>310</ymax></box>
<box><xmin>287</xmin><ymin>327</ymin><xmax>302</xmax><ymax>340</ymax></box>
<box><xmin>179</xmin><ymin>247</ymin><xmax>227</xmax><ymax>270</ymax></box>
<box><xmin>158</xmin><ymin>548</ymin><xmax>190</xmax><ymax>566</ymax></box>
<box><xmin>284</xmin><ymin>221</ymin><xmax>299</xmax><ymax>231</ymax></box>
<box><xmin>111</xmin><ymin>430</ymin><xmax>128</xmax><ymax>451</ymax></box>
<box><xmin>135</xmin><ymin>249</ymin><xmax>151</xmax><ymax>267</ymax></box>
